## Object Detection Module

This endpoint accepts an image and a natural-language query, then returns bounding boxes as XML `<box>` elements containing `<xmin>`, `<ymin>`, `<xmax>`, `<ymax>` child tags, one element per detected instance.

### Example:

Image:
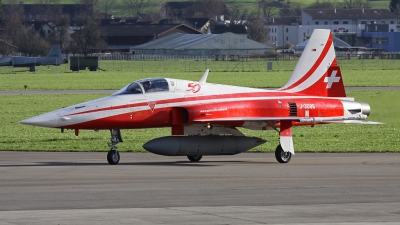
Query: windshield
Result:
<box><xmin>112</xmin><ymin>82</ymin><xmax>143</xmax><ymax>95</ymax></box>
<box><xmin>112</xmin><ymin>78</ymin><xmax>169</xmax><ymax>96</ymax></box>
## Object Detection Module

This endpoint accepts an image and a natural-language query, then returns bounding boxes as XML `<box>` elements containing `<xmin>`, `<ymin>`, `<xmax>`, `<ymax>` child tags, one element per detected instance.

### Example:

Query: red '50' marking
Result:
<box><xmin>187</xmin><ymin>83</ymin><xmax>201</xmax><ymax>93</ymax></box>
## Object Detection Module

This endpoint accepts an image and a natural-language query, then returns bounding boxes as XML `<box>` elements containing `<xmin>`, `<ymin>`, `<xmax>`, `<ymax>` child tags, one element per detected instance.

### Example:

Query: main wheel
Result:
<box><xmin>107</xmin><ymin>150</ymin><xmax>120</xmax><ymax>165</ymax></box>
<box><xmin>187</xmin><ymin>155</ymin><xmax>202</xmax><ymax>162</ymax></box>
<box><xmin>275</xmin><ymin>144</ymin><xmax>291</xmax><ymax>163</ymax></box>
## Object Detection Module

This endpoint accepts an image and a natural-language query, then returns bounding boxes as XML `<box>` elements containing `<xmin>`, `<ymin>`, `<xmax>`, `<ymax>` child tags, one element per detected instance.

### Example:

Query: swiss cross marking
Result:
<box><xmin>324</xmin><ymin>70</ymin><xmax>340</xmax><ymax>89</ymax></box>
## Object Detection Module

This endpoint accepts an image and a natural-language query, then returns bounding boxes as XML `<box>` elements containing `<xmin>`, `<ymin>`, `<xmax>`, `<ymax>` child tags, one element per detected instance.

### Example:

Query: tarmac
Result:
<box><xmin>1</xmin><ymin>152</ymin><xmax>399</xmax><ymax>224</ymax></box>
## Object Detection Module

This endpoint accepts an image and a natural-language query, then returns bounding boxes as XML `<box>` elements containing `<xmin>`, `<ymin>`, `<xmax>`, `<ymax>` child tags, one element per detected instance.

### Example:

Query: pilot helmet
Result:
<box><xmin>143</xmin><ymin>80</ymin><xmax>151</xmax><ymax>87</ymax></box>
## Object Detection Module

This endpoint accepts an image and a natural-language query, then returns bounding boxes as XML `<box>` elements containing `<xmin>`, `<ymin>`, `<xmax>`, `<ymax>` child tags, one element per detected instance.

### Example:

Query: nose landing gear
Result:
<box><xmin>107</xmin><ymin>129</ymin><xmax>123</xmax><ymax>165</ymax></box>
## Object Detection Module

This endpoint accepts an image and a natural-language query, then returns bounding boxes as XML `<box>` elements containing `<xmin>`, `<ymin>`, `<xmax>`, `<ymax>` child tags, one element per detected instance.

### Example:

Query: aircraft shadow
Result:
<box><xmin>0</xmin><ymin>160</ymin><xmax>275</xmax><ymax>167</ymax></box>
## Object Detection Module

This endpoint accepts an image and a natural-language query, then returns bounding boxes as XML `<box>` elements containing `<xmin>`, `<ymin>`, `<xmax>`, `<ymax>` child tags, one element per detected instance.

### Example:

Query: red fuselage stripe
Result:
<box><xmin>66</xmin><ymin>91</ymin><xmax>307</xmax><ymax>116</ymax></box>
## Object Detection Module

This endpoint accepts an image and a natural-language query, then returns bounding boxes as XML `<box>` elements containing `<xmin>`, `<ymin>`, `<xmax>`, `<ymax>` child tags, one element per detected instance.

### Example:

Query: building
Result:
<box><xmin>361</xmin><ymin>24</ymin><xmax>400</xmax><ymax>52</ymax></box>
<box><xmin>266</xmin><ymin>9</ymin><xmax>400</xmax><ymax>49</ymax></box>
<box><xmin>100</xmin><ymin>24</ymin><xmax>202</xmax><ymax>52</ymax></box>
<box><xmin>207</xmin><ymin>24</ymin><xmax>248</xmax><ymax>38</ymax></box>
<box><xmin>265</xmin><ymin>16</ymin><xmax>301</xmax><ymax>49</ymax></box>
<box><xmin>132</xmin><ymin>32</ymin><xmax>272</xmax><ymax>56</ymax></box>
<box><xmin>301</xmin><ymin>8</ymin><xmax>399</xmax><ymax>46</ymax></box>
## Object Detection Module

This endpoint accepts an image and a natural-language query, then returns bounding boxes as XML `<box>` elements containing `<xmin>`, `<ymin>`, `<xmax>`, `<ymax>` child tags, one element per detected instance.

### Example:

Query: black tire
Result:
<box><xmin>275</xmin><ymin>144</ymin><xmax>291</xmax><ymax>163</ymax></box>
<box><xmin>107</xmin><ymin>150</ymin><xmax>120</xmax><ymax>165</ymax></box>
<box><xmin>187</xmin><ymin>155</ymin><xmax>202</xmax><ymax>162</ymax></box>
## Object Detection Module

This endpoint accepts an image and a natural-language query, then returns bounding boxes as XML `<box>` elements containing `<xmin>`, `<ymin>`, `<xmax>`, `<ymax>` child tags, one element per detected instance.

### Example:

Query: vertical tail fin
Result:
<box><xmin>279</xmin><ymin>29</ymin><xmax>346</xmax><ymax>97</ymax></box>
<box><xmin>46</xmin><ymin>45</ymin><xmax>63</xmax><ymax>60</ymax></box>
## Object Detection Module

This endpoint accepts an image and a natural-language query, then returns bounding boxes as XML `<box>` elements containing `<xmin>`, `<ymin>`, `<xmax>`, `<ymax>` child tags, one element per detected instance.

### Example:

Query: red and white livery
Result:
<box><xmin>21</xmin><ymin>29</ymin><xmax>379</xmax><ymax>164</ymax></box>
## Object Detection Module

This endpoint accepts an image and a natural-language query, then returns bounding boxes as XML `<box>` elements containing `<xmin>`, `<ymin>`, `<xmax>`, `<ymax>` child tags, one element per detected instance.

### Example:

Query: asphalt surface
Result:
<box><xmin>1</xmin><ymin>152</ymin><xmax>399</xmax><ymax>224</ymax></box>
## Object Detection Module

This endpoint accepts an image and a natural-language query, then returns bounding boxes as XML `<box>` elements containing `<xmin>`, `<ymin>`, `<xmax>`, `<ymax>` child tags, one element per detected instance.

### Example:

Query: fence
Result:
<box><xmin>1</xmin><ymin>53</ymin><xmax>400</xmax><ymax>74</ymax></box>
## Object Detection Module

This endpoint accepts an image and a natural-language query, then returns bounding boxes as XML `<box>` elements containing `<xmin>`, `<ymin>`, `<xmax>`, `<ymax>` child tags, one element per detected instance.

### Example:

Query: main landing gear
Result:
<box><xmin>107</xmin><ymin>129</ymin><xmax>123</xmax><ymax>165</ymax></box>
<box><xmin>275</xmin><ymin>144</ymin><xmax>292</xmax><ymax>163</ymax></box>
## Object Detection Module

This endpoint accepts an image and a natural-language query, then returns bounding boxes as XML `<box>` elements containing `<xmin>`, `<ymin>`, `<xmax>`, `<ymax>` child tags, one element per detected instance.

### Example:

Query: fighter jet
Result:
<box><xmin>20</xmin><ymin>29</ymin><xmax>380</xmax><ymax>164</ymax></box>
<box><xmin>0</xmin><ymin>45</ymin><xmax>67</xmax><ymax>72</ymax></box>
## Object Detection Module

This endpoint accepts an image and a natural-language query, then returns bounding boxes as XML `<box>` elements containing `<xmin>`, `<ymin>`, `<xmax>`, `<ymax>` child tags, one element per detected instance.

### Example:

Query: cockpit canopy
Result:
<box><xmin>112</xmin><ymin>78</ymin><xmax>169</xmax><ymax>95</ymax></box>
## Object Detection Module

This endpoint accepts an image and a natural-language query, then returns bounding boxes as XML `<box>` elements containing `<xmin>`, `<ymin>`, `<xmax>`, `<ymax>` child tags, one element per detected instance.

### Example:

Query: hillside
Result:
<box><xmin>8</xmin><ymin>0</ymin><xmax>391</xmax><ymax>18</ymax></box>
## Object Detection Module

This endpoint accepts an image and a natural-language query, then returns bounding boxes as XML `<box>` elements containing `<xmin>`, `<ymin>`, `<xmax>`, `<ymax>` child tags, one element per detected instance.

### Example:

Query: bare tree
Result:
<box><xmin>229</xmin><ymin>4</ymin><xmax>249</xmax><ymax>24</ymax></box>
<box><xmin>99</xmin><ymin>0</ymin><xmax>116</xmax><ymax>16</ymax></box>
<box><xmin>2</xmin><ymin>2</ymin><xmax>24</xmax><ymax>50</ymax></box>
<box><xmin>193</xmin><ymin>0</ymin><xmax>228</xmax><ymax>18</ymax></box>
<box><xmin>122</xmin><ymin>0</ymin><xmax>149</xmax><ymax>17</ymax></box>
<box><xmin>47</xmin><ymin>15</ymin><xmax>71</xmax><ymax>52</ymax></box>
<box><xmin>77</xmin><ymin>0</ymin><xmax>99</xmax><ymax>16</ymax></box>
<box><xmin>72</xmin><ymin>15</ymin><xmax>107</xmax><ymax>56</ymax></box>
<box><xmin>257</xmin><ymin>0</ymin><xmax>277</xmax><ymax>18</ymax></box>
<box><xmin>0</xmin><ymin>0</ymin><xmax>4</xmax><ymax>20</ymax></box>
<box><xmin>390</xmin><ymin>0</ymin><xmax>400</xmax><ymax>15</ymax></box>
<box><xmin>16</xmin><ymin>27</ymin><xmax>51</xmax><ymax>56</ymax></box>
<box><xmin>1</xmin><ymin>1</ymin><xmax>51</xmax><ymax>56</ymax></box>
<box><xmin>247</xmin><ymin>18</ymin><xmax>269</xmax><ymax>44</ymax></box>
<box><xmin>339</xmin><ymin>0</ymin><xmax>371</xmax><ymax>9</ymax></box>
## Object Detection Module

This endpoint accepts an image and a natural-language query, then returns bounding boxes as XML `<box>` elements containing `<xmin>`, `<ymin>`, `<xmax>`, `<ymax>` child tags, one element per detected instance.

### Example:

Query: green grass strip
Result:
<box><xmin>1</xmin><ymin>91</ymin><xmax>399</xmax><ymax>152</ymax></box>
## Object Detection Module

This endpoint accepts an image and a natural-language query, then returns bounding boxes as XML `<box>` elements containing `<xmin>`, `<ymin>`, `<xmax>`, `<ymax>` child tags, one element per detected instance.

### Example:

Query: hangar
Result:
<box><xmin>132</xmin><ymin>32</ymin><xmax>273</xmax><ymax>56</ymax></box>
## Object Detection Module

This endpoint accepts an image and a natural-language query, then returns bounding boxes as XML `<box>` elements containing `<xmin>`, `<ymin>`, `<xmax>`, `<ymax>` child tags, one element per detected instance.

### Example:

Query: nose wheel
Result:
<box><xmin>107</xmin><ymin>150</ymin><xmax>120</xmax><ymax>165</ymax></box>
<box><xmin>107</xmin><ymin>129</ymin><xmax>123</xmax><ymax>165</ymax></box>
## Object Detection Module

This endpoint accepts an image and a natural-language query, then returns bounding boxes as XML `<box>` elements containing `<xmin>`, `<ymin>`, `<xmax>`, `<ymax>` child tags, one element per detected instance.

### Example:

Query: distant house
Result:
<box><xmin>23</xmin><ymin>21</ymin><xmax>55</xmax><ymax>38</ymax></box>
<box><xmin>100</xmin><ymin>24</ymin><xmax>202</xmax><ymax>52</ymax></box>
<box><xmin>159</xmin><ymin>18</ymin><xmax>215</xmax><ymax>33</ymax></box>
<box><xmin>265</xmin><ymin>16</ymin><xmax>301</xmax><ymax>48</ymax></box>
<box><xmin>137</xmin><ymin>13</ymin><xmax>154</xmax><ymax>22</ymax></box>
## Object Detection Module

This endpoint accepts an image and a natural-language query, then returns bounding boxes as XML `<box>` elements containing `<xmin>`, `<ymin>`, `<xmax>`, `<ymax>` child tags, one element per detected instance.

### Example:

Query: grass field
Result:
<box><xmin>16</xmin><ymin>0</ymin><xmax>391</xmax><ymax>16</ymax></box>
<box><xmin>1</xmin><ymin>91</ymin><xmax>399</xmax><ymax>152</ymax></box>
<box><xmin>1</xmin><ymin>58</ymin><xmax>398</xmax><ymax>153</ymax></box>
<box><xmin>0</xmin><ymin>65</ymin><xmax>399</xmax><ymax>153</ymax></box>
<box><xmin>1</xmin><ymin>58</ymin><xmax>400</xmax><ymax>90</ymax></box>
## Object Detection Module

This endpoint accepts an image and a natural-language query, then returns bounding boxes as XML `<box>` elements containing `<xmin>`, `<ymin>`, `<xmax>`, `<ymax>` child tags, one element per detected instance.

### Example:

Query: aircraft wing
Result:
<box><xmin>193</xmin><ymin>115</ymin><xmax>382</xmax><ymax>124</ymax></box>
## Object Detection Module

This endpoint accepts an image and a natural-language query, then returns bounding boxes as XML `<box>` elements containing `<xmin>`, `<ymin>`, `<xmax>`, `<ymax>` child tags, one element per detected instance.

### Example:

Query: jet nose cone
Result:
<box><xmin>20</xmin><ymin>113</ymin><xmax>59</xmax><ymax>128</ymax></box>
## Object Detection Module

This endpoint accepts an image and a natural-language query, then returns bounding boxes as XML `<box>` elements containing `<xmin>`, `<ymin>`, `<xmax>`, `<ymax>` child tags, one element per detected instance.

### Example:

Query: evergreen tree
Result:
<box><xmin>390</xmin><ymin>0</ymin><xmax>399</xmax><ymax>15</ymax></box>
